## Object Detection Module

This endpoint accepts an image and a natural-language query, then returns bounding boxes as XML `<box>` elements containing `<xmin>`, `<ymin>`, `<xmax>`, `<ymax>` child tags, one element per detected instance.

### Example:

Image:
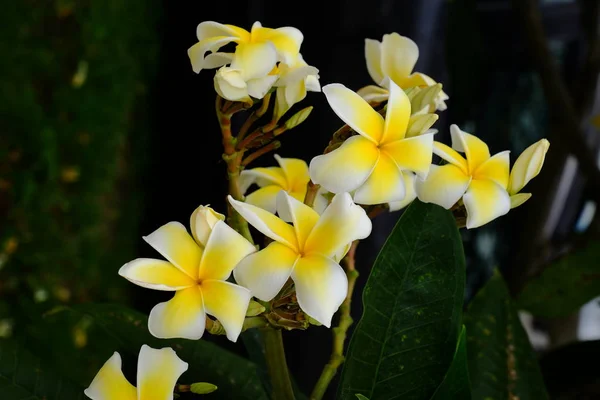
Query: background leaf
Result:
<box><xmin>515</xmin><ymin>241</ymin><xmax>600</xmax><ymax>318</ymax></box>
<box><xmin>338</xmin><ymin>200</ymin><xmax>466</xmax><ymax>400</ymax></box>
<box><xmin>0</xmin><ymin>339</ymin><xmax>85</xmax><ymax>400</ymax></box>
<box><xmin>25</xmin><ymin>303</ymin><xmax>268</xmax><ymax>400</ymax></box>
<box><xmin>465</xmin><ymin>271</ymin><xmax>549</xmax><ymax>400</ymax></box>
<box><xmin>429</xmin><ymin>326</ymin><xmax>471</xmax><ymax>400</ymax></box>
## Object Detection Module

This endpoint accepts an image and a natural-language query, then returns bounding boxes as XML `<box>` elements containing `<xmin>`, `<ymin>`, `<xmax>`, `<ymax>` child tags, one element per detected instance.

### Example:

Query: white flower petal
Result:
<box><xmin>389</xmin><ymin>172</ymin><xmax>417</xmax><ymax>211</ymax></box>
<box><xmin>231</xmin><ymin>42</ymin><xmax>278</xmax><ymax>80</ymax></box>
<box><xmin>118</xmin><ymin>258</ymin><xmax>196</xmax><ymax>291</ymax></box>
<box><xmin>190</xmin><ymin>205</ymin><xmax>225</xmax><ymax>247</ymax></box>
<box><xmin>353</xmin><ymin>153</ymin><xmax>406</xmax><ymax>205</ymax></box>
<box><xmin>508</xmin><ymin>139</ymin><xmax>550</xmax><ymax>195</ymax></box>
<box><xmin>137</xmin><ymin>345</ymin><xmax>188</xmax><ymax>400</ymax></box>
<box><xmin>381</xmin><ymin>133</ymin><xmax>434</xmax><ymax>179</ymax></box>
<box><xmin>84</xmin><ymin>352</ymin><xmax>136</xmax><ymax>400</ymax></box>
<box><xmin>365</xmin><ymin>38</ymin><xmax>384</xmax><ymax>85</ymax></box>
<box><xmin>148</xmin><ymin>287</ymin><xmax>205</xmax><ymax>340</ymax></box>
<box><xmin>381</xmin><ymin>80</ymin><xmax>411</xmax><ymax>144</ymax></box>
<box><xmin>201</xmin><ymin>280</ymin><xmax>251</xmax><ymax>342</ymax></box>
<box><xmin>233</xmin><ymin>241</ymin><xmax>298</xmax><ymax>301</ymax></box>
<box><xmin>510</xmin><ymin>193</ymin><xmax>532</xmax><ymax>209</ymax></box>
<box><xmin>276</xmin><ymin>190</ymin><xmax>320</xmax><ymax>248</ymax></box>
<box><xmin>357</xmin><ymin>85</ymin><xmax>389</xmax><ymax>104</ymax></box>
<box><xmin>415</xmin><ymin>164</ymin><xmax>471</xmax><ymax>209</ymax></box>
<box><xmin>214</xmin><ymin>67</ymin><xmax>249</xmax><ymax>102</ymax></box>
<box><xmin>463</xmin><ymin>179</ymin><xmax>511</xmax><ymax>229</ymax></box>
<box><xmin>292</xmin><ymin>254</ymin><xmax>348</xmax><ymax>327</ymax></box>
<box><xmin>245</xmin><ymin>185</ymin><xmax>282</xmax><ymax>214</ymax></box>
<box><xmin>247</xmin><ymin>75</ymin><xmax>278</xmax><ymax>99</ymax></box>
<box><xmin>381</xmin><ymin>33</ymin><xmax>419</xmax><ymax>84</ymax></box>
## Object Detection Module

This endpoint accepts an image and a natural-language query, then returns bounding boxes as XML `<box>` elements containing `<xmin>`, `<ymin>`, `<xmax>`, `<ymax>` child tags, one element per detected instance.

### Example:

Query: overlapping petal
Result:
<box><xmin>357</xmin><ymin>85</ymin><xmax>389</xmax><ymax>104</ymax></box>
<box><xmin>389</xmin><ymin>172</ymin><xmax>417</xmax><ymax>211</ymax></box>
<box><xmin>304</xmin><ymin>192</ymin><xmax>372</xmax><ymax>258</ymax></box>
<box><xmin>463</xmin><ymin>179</ymin><xmax>511</xmax><ymax>229</ymax></box>
<box><xmin>228</xmin><ymin>196</ymin><xmax>298</xmax><ymax>250</ymax></box>
<box><xmin>415</xmin><ymin>164</ymin><xmax>471</xmax><ymax>209</ymax></box>
<box><xmin>245</xmin><ymin>186</ymin><xmax>282</xmax><ymax>213</ymax></box>
<box><xmin>365</xmin><ymin>39</ymin><xmax>384</xmax><ymax>85</ymax></box>
<box><xmin>231</xmin><ymin>42</ymin><xmax>278</xmax><ymax>80</ymax></box>
<box><xmin>233</xmin><ymin>242</ymin><xmax>298</xmax><ymax>301</ymax></box>
<box><xmin>118</xmin><ymin>259</ymin><xmax>195</xmax><ymax>291</ymax></box>
<box><xmin>198</xmin><ymin>221</ymin><xmax>256</xmax><ymax>281</ymax></box>
<box><xmin>309</xmin><ymin>135</ymin><xmax>379</xmax><ymax>194</ymax></box>
<box><xmin>473</xmin><ymin>151</ymin><xmax>510</xmax><ymax>188</ymax></box>
<box><xmin>322</xmin><ymin>83</ymin><xmax>385</xmax><ymax>143</ymax></box>
<box><xmin>190</xmin><ymin>205</ymin><xmax>225</xmax><ymax>247</ymax></box>
<box><xmin>292</xmin><ymin>255</ymin><xmax>348</xmax><ymax>327</ymax></box>
<box><xmin>84</xmin><ymin>353</ymin><xmax>136</xmax><ymax>400</ymax></box>
<box><xmin>276</xmin><ymin>191</ymin><xmax>320</xmax><ymax>247</ymax></box>
<box><xmin>276</xmin><ymin>155</ymin><xmax>310</xmax><ymax>193</ymax></box>
<box><xmin>381</xmin><ymin>33</ymin><xmax>419</xmax><ymax>84</ymax></box>
<box><xmin>508</xmin><ymin>139</ymin><xmax>550</xmax><ymax>195</ymax></box>
<box><xmin>381</xmin><ymin>81</ymin><xmax>411</xmax><ymax>144</ymax></box>
<box><xmin>250</xmin><ymin>23</ymin><xmax>303</xmax><ymax>64</ymax></box>
<box><xmin>450</xmin><ymin>124</ymin><xmax>490</xmax><ymax>172</ymax></box>
<box><xmin>143</xmin><ymin>222</ymin><xmax>202</xmax><ymax>280</ymax></box>
<box><xmin>240</xmin><ymin>167</ymin><xmax>287</xmax><ymax>193</ymax></box>
<box><xmin>201</xmin><ymin>280</ymin><xmax>251</xmax><ymax>342</ymax></box>
<box><xmin>381</xmin><ymin>133</ymin><xmax>434</xmax><ymax>179</ymax></box>
<box><xmin>137</xmin><ymin>345</ymin><xmax>188</xmax><ymax>400</ymax></box>
<box><xmin>353</xmin><ymin>153</ymin><xmax>406</xmax><ymax>205</ymax></box>
<box><xmin>148</xmin><ymin>287</ymin><xmax>205</xmax><ymax>340</ymax></box>
<box><xmin>432</xmin><ymin>141</ymin><xmax>468</xmax><ymax>173</ymax></box>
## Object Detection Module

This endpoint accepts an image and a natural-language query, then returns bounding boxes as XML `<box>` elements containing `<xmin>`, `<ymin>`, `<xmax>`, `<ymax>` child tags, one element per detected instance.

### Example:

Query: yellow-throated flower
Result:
<box><xmin>228</xmin><ymin>191</ymin><xmax>371</xmax><ymax>327</ymax></box>
<box><xmin>309</xmin><ymin>81</ymin><xmax>434</xmax><ymax>205</ymax></box>
<box><xmin>84</xmin><ymin>345</ymin><xmax>188</xmax><ymax>400</ymax></box>
<box><xmin>273</xmin><ymin>54</ymin><xmax>321</xmax><ymax>120</ymax></box>
<box><xmin>118</xmin><ymin>206</ymin><xmax>256</xmax><ymax>342</ymax></box>
<box><xmin>357</xmin><ymin>33</ymin><xmax>448</xmax><ymax>111</ymax></box>
<box><xmin>508</xmin><ymin>139</ymin><xmax>550</xmax><ymax>208</ymax></box>
<box><xmin>188</xmin><ymin>21</ymin><xmax>303</xmax><ymax>74</ymax></box>
<box><xmin>415</xmin><ymin>125</ymin><xmax>511</xmax><ymax>229</ymax></box>
<box><xmin>240</xmin><ymin>154</ymin><xmax>310</xmax><ymax>213</ymax></box>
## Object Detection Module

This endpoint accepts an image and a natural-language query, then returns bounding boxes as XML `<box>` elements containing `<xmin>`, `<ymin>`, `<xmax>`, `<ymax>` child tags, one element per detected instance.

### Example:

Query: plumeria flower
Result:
<box><xmin>188</xmin><ymin>21</ymin><xmax>303</xmax><ymax>74</ymax></box>
<box><xmin>213</xmin><ymin>45</ymin><xmax>279</xmax><ymax>103</ymax></box>
<box><xmin>508</xmin><ymin>139</ymin><xmax>550</xmax><ymax>209</ymax></box>
<box><xmin>388</xmin><ymin>173</ymin><xmax>417</xmax><ymax>211</ymax></box>
<box><xmin>273</xmin><ymin>54</ymin><xmax>321</xmax><ymax>121</ymax></box>
<box><xmin>240</xmin><ymin>154</ymin><xmax>310</xmax><ymax>213</ymax></box>
<box><xmin>118</xmin><ymin>206</ymin><xmax>256</xmax><ymax>342</ymax></box>
<box><xmin>415</xmin><ymin>124</ymin><xmax>511</xmax><ymax>229</ymax></box>
<box><xmin>357</xmin><ymin>33</ymin><xmax>448</xmax><ymax>111</ymax></box>
<box><xmin>309</xmin><ymin>81</ymin><xmax>435</xmax><ymax>205</ymax></box>
<box><xmin>84</xmin><ymin>345</ymin><xmax>188</xmax><ymax>400</ymax></box>
<box><xmin>228</xmin><ymin>191</ymin><xmax>371</xmax><ymax>326</ymax></box>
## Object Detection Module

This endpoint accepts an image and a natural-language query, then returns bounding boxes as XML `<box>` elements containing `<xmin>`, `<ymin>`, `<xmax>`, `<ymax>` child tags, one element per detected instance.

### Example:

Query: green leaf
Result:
<box><xmin>465</xmin><ymin>271</ymin><xmax>549</xmax><ymax>400</ymax></box>
<box><xmin>0</xmin><ymin>339</ymin><xmax>85</xmax><ymax>400</ymax></box>
<box><xmin>516</xmin><ymin>241</ymin><xmax>600</xmax><ymax>318</ymax></box>
<box><xmin>429</xmin><ymin>326</ymin><xmax>471</xmax><ymax>400</ymax></box>
<box><xmin>36</xmin><ymin>303</ymin><xmax>268</xmax><ymax>400</ymax></box>
<box><xmin>356</xmin><ymin>395</ymin><xmax>370</xmax><ymax>400</ymax></box>
<box><xmin>338</xmin><ymin>200</ymin><xmax>466</xmax><ymax>400</ymax></box>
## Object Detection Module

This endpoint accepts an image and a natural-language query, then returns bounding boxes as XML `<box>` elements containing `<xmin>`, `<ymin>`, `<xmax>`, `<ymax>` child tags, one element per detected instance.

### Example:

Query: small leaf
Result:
<box><xmin>0</xmin><ymin>339</ymin><xmax>85</xmax><ymax>399</ymax></box>
<box><xmin>283</xmin><ymin>106</ymin><xmax>313</xmax><ymax>130</ymax></box>
<box><xmin>338</xmin><ymin>200</ymin><xmax>466</xmax><ymax>400</ymax></box>
<box><xmin>191</xmin><ymin>382</ymin><xmax>218</xmax><ymax>394</ymax></box>
<box><xmin>465</xmin><ymin>270</ymin><xmax>549</xmax><ymax>400</ymax></box>
<box><xmin>429</xmin><ymin>326</ymin><xmax>471</xmax><ymax>400</ymax></box>
<box><xmin>246</xmin><ymin>300</ymin><xmax>266</xmax><ymax>317</ymax></box>
<box><xmin>516</xmin><ymin>240</ymin><xmax>600</xmax><ymax>318</ymax></box>
<box><xmin>355</xmin><ymin>395</ymin><xmax>369</xmax><ymax>400</ymax></box>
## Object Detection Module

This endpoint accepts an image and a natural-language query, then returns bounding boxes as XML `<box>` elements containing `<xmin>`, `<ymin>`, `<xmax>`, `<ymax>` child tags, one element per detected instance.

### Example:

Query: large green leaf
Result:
<box><xmin>0</xmin><ymin>339</ymin><xmax>85</xmax><ymax>400</ymax></box>
<box><xmin>29</xmin><ymin>303</ymin><xmax>267</xmax><ymax>400</ymax></box>
<box><xmin>429</xmin><ymin>326</ymin><xmax>471</xmax><ymax>400</ymax></box>
<box><xmin>516</xmin><ymin>241</ymin><xmax>600</xmax><ymax>318</ymax></box>
<box><xmin>465</xmin><ymin>271</ymin><xmax>548</xmax><ymax>400</ymax></box>
<box><xmin>338</xmin><ymin>200</ymin><xmax>466</xmax><ymax>400</ymax></box>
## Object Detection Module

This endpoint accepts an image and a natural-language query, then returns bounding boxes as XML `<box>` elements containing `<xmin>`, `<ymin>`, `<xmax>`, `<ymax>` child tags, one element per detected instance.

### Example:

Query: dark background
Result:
<box><xmin>2</xmin><ymin>0</ymin><xmax>599</xmax><ymax>398</ymax></box>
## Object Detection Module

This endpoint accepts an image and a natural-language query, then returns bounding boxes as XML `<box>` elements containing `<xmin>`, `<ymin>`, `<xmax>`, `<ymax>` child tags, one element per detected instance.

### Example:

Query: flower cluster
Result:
<box><xmin>86</xmin><ymin>21</ymin><xmax>549</xmax><ymax>399</ymax></box>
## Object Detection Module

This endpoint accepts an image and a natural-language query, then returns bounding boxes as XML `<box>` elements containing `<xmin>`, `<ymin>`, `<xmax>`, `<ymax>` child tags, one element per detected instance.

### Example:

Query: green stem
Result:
<box><xmin>262</xmin><ymin>327</ymin><xmax>295</xmax><ymax>400</ymax></box>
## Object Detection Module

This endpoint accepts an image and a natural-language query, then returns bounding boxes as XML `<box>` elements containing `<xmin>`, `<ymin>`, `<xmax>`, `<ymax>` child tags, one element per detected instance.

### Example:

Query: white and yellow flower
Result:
<box><xmin>273</xmin><ymin>54</ymin><xmax>321</xmax><ymax>120</ymax></box>
<box><xmin>228</xmin><ymin>191</ymin><xmax>371</xmax><ymax>327</ymax></box>
<box><xmin>240</xmin><ymin>154</ymin><xmax>310</xmax><ymax>213</ymax></box>
<box><xmin>415</xmin><ymin>124</ymin><xmax>511</xmax><ymax>229</ymax></box>
<box><xmin>188</xmin><ymin>21</ymin><xmax>303</xmax><ymax>74</ymax></box>
<box><xmin>118</xmin><ymin>206</ymin><xmax>256</xmax><ymax>342</ymax></box>
<box><xmin>508</xmin><ymin>139</ymin><xmax>550</xmax><ymax>209</ymax></box>
<box><xmin>309</xmin><ymin>81</ymin><xmax>434</xmax><ymax>205</ymax></box>
<box><xmin>84</xmin><ymin>345</ymin><xmax>188</xmax><ymax>400</ymax></box>
<box><xmin>357</xmin><ymin>33</ymin><xmax>448</xmax><ymax>111</ymax></box>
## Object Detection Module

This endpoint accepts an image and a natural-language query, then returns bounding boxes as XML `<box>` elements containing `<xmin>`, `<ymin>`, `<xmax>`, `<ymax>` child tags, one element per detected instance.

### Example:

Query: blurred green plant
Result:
<box><xmin>0</xmin><ymin>0</ymin><xmax>160</xmax><ymax>333</ymax></box>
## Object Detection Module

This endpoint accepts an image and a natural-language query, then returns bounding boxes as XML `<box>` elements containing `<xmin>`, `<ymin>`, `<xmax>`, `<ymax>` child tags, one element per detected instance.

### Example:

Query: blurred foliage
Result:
<box><xmin>516</xmin><ymin>240</ymin><xmax>600</xmax><ymax>318</ymax></box>
<box><xmin>465</xmin><ymin>271</ymin><xmax>549</xmax><ymax>400</ymax></box>
<box><xmin>0</xmin><ymin>0</ymin><xmax>160</xmax><ymax>333</ymax></box>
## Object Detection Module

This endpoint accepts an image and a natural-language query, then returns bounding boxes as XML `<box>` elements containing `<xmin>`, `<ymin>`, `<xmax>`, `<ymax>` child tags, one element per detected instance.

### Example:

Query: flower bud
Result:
<box><xmin>191</xmin><ymin>382</ymin><xmax>218</xmax><ymax>395</ymax></box>
<box><xmin>190</xmin><ymin>205</ymin><xmax>225</xmax><ymax>246</ymax></box>
<box><xmin>214</xmin><ymin>67</ymin><xmax>250</xmax><ymax>103</ymax></box>
<box><xmin>245</xmin><ymin>300</ymin><xmax>266</xmax><ymax>317</ymax></box>
<box><xmin>406</xmin><ymin>114</ymin><xmax>438</xmax><ymax>138</ymax></box>
<box><xmin>508</xmin><ymin>139</ymin><xmax>550</xmax><ymax>195</ymax></box>
<box><xmin>284</xmin><ymin>106</ymin><xmax>313</xmax><ymax>130</ymax></box>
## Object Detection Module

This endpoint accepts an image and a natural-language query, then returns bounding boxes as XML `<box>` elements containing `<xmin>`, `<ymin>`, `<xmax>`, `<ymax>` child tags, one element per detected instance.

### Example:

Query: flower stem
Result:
<box><xmin>303</xmin><ymin>180</ymin><xmax>320</xmax><ymax>208</ymax></box>
<box><xmin>216</xmin><ymin>95</ymin><xmax>254</xmax><ymax>243</ymax></box>
<box><xmin>310</xmin><ymin>240</ymin><xmax>359</xmax><ymax>400</ymax></box>
<box><xmin>241</xmin><ymin>141</ymin><xmax>281</xmax><ymax>167</ymax></box>
<box><xmin>262</xmin><ymin>327</ymin><xmax>296</xmax><ymax>400</ymax></box>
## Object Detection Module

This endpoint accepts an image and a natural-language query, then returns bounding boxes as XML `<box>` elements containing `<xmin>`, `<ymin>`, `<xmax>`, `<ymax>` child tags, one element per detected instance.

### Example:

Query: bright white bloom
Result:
<box><xmin>228</xmin><ymin>191</ymin><xmax>371</xmax><ymax>327</ymax></box>
<box><xmin>240</xmin><ymin>155</ymin><xmax>310</xmax><ymax>213</ymax></box>
<box><xmin>358</xmin><ymin>33</ymin><xmax>448</xmax><ymax>111</ymax></box>
<box><xmin>84</xmin><ymin>345</ymin><xmax>188</xmax><ymax>400</ymax></box>
<box><xmin>309</xmin><ymin>81</ymin><xmax>434</xmax><ymax>205</ymax></box>
<box><xmin>188</xmin><ymin>21</ymin><xmax>303</xmax><ymax>73</ymax></box>
<box><xmin>416</xmin><ymin>125</ymin><xmax>511</xmax><ymax>229</ymax></box>
<box><xmin>119</xmin><ymin>206</ymin><xmax>256</xmax><ymax>342</ymax></box>
<box><xmin>273</xmin><ymin>54</ymin><xmax>321</xmax><ymax>120</ymax></box>
<box><xmin>508</xmin><ymin>139</ymin><xmax>550</xmax><ymax>208</ymax></box>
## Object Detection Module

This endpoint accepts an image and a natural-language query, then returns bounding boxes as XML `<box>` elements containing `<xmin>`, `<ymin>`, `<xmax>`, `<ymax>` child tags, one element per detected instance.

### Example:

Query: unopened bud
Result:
<box><xmin>191</xmin><ymin>382</ymin><xmax>218</xmax><ymax>394</ymax></box>
<box><xmin>245</xmin><ymin>300</ymin><xmax>266</xmax><ymax>317</ymax></box>
<box><xmin>284</xmin><ymin>106</ymin><xmax>313</xmax><ymax>130</ymax></box>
